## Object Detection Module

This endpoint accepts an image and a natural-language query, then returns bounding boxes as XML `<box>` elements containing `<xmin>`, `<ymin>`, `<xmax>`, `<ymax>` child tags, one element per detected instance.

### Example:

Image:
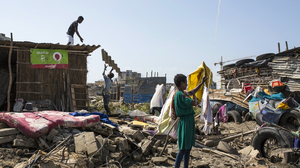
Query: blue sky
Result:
<box><xmin>2</xmin><ymin>1</ymin><xmax>300</xmax><ymax>86</ymax></box>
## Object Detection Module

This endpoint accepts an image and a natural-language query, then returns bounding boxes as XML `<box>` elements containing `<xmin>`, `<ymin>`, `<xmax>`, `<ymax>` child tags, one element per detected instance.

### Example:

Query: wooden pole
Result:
<box><xmin>285</xmin><ymin>41</ymin><xmax>288</xmax><ymax>51</ymax></box>
<box><xmin>159</xmin><ymin>117</ymin><xmax>180</xmax><ymax>156</ymax></box>
<box><xmin>278</xmin><ymin>42</ymin><xmax>280</xmax><ymax>53</ymax></box>
<box><xmin>7</xmin><ymin>33</ymin><xmax>13</xmax><ymax>112</ymax></box>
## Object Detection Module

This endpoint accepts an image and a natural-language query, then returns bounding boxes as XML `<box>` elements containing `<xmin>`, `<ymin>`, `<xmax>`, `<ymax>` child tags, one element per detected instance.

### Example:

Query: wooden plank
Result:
<box><xmin>7</xmin><ymin>33</ymin><xmax>13</xmax><ymax>112</ymax></box>
<box><xmin>101</xmin><ymin>49</ymin><xmax>106</xmax><ymax>62</ymax></box>
<box><xmin>107</xmin><ymin>56</ymin><xmax>112</xmax><ymax>66</ymax></box>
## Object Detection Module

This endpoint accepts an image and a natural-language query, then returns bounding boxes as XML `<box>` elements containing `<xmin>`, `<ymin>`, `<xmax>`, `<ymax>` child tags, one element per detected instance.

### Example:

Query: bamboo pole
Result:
<box><xmin>7</xmin><ymin>33</ymin><xmax>13</xmax><ymax>112</ymax></box>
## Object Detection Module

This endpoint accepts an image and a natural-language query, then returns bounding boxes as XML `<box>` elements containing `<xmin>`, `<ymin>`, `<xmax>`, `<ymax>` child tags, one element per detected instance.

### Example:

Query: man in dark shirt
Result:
<box><xmin>67</xmin><ymin>16</ymin><xmax>84</xmax><ymax>45</ymax></box>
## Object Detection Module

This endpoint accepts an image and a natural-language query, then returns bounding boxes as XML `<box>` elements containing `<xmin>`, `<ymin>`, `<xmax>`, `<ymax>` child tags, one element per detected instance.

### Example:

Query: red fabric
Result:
<box><xmin>0</xmin><ymin>111</ymin><xmax>100</xmax><ymax>138</ymax></box>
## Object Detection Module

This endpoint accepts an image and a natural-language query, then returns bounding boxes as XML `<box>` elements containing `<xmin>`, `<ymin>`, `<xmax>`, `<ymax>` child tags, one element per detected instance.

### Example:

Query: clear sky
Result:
<box><xmin>2</xmin><ymin>1</ymin><xmax>300</xmax><ymax>86</ymax></box>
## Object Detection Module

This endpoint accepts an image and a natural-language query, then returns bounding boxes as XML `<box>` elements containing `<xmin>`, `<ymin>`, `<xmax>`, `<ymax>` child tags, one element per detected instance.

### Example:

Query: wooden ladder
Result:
<box><xmin>71</xmin><ymin>84</ymin><xmax>90</xmax><ymax>111</ymax></box>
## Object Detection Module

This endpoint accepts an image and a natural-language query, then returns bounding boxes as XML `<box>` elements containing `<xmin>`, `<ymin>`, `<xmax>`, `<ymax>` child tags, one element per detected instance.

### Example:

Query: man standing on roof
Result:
<box><xmin>102</xmin><ymin>64</ymin><xmax>114</xmax><ymax>115</ymax></box>
<box><xmin>67</xmin><ymin>16</ymin><xmax>84</xmax><ymax>45</ymax></box>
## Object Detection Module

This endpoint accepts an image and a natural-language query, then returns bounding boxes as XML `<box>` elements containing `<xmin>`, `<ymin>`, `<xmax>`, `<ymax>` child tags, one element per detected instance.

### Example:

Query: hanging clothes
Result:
<box><xmin>200</xmin><ymin>86</ymin><xmax>213</xmax><ymax>135</ymax></box>
<box><xmin>188</xmin><ymin>62</ymin><xmax>213</xmax><ymax>104</ymax></box>
<box><xmin>219</xmin><ymin>104</ymin><xmax>228</xmax><ymax>123</ymax></box>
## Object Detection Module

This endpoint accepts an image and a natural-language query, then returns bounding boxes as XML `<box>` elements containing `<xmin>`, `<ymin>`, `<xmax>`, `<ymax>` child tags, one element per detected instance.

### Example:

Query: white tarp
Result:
<box><xmin>150</xmin><ymin>84</ymin><xmax>166</xmax><ymax>109</ymax></box>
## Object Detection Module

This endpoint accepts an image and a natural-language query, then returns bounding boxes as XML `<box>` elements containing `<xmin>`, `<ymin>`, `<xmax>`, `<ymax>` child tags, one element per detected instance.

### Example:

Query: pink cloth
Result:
<box><xmin>219</xmin><ymin>104</ymin><xmax>228</xmax><ymax>123</ymax></box>
<box><xmin>0</xmin><ymin>111</ymin><xmax>100</xmax><ymax>138</ymax></box>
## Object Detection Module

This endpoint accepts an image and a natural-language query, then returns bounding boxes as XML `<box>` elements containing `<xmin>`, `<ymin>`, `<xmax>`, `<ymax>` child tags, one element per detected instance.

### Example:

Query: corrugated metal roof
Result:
<box><xmin>0</xmin><ymin>40</ymin><xmax>100</xmax><ymax>53</ymax></box>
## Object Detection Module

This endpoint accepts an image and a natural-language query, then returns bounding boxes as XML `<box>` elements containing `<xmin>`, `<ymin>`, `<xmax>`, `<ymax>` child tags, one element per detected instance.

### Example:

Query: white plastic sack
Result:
<box><xmin>13</xmin><ymin>98</ymin><xmax>24</xmax><ymax>112</ymax></box>
<box><xmin>128</xmin><ymin>109</ymin><xmax>159</xmax><ymax>123</ymax></box>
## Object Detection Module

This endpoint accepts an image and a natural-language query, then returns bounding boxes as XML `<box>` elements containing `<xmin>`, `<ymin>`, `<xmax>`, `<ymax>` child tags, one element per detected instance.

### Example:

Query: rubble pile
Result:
<box><xmin>0</xmin><ymin>114</ymin><xmax>298</xmax><ymax>168</ymax></box>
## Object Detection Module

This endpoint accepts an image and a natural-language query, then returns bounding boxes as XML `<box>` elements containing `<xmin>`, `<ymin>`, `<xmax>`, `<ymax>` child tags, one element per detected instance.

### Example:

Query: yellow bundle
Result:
<box><xmin>188</xmin><ymin>62</ymin><xmax>213</xmax><ymax>103</ymax></box>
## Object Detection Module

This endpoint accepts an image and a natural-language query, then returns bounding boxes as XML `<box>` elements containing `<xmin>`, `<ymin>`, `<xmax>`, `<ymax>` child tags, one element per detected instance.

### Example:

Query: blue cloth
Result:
<box><xmin>175</xmin><ymin>148</ymin><xmax>191</xmax><ymax>168</ymax></box>
<box><xmin>249</xmin><ymin>92</ymin><xmax>285</xmax><ymax>102</ymax></box>
<box><xmin>69</xmin><ymin>111</ymin><xmax>118</xmax><ymax>128</ymax></box>
<box><xmin>258</xmin><ymin>92</ymin><xmax>285</xmax><ymax>101</ymax></box>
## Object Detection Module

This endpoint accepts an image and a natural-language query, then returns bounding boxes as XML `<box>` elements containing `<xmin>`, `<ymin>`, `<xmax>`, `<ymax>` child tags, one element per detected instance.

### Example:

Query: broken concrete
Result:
<box><xmin>238</xmin><ymin>145</ymin><xmax>259</xmax><ymax>158</ymax></box>
<box><xmin>151</xmin><ymin>157</ymin><xmax>168</xmax><ymax>164</ymax></box>
<box><xmin>13</xmin><ymin>139</ymin><xmax>38</xmax><ymax>148</ymax></box>
<box><xmin>114</xmin><ymin>137</ymin><xmax>129</xmax><ymax>152</ymax></box>
<box><xmin>46</xmin><ymin>129</ymin><xmax>58</xmax><ymax>141</ymax></box>
<box><xmin>217</xmin><ymin>141</ymin><xmax>239</xmax><ymax>155</ymax></box>
<box><xmin>84</xmin><ymin>131</ymin><xmax>98</xmax><ymax>156</ymax></box>
<box><xmin>122</xmin><ymin>128</ymin><xmax>145</xmax><ymax>141</ymax></box>
<box><xmin>74</xmin><ymin>133</ymin><xmax>86</xmax><ymax>155</ymax></box>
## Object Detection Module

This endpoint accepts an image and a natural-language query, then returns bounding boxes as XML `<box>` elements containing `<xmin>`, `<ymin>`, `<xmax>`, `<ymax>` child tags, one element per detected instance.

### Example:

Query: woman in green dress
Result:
<box><xmin>173</xmin><ymin>74</ymin><xmax>207</xmax><ymax>168</ymax></box>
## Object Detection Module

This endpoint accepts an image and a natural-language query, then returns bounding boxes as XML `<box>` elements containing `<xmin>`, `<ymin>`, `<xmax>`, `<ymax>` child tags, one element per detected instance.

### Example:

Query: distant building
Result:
<box><xmin>0</xmin><ymin>33</ymin><xmax>10</xmax><ymax>41</ymax></box>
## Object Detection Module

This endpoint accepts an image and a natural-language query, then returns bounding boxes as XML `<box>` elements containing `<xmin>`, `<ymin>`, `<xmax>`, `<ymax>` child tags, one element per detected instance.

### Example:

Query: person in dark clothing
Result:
<box><xmin>67</xmin><ymin>16</ymin><xmax>84</xmax><ymax>45</ymax></box>
<box><xmin>102</xmin><ymin>64</ymin><xmax>114</xmax><ymax>115</ymax></box>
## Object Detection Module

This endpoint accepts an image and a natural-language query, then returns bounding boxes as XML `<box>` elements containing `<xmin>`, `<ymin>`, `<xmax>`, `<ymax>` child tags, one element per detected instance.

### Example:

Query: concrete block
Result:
<box><xmin>122</xmin><ymin>128</ymin><xmax>145</xmax><ymax>141</ymax></box>
<box><xmin>238</xmin><ymin>146</ymin><xmax>259</xmax><ymax>158</ymax></box>
<box><xmin>141</xmin><ymin>139</ymin><xmax>153</xmax><ymax>154</ymax></box>
<box><xmin>84</xmin><ymin>132</ymin><xmax>98</xmax><ymax>156</ymax></box>
<box><xmin>0</xmin><ymin>122</ymin><xmax>8</xmax><ymax>129</ymax></box>
<box><xmin>13</xmin><ymin>139</ymin><xmax>38</xmax><ymax>148</ymax></box>
<box><xmin>0</xmin><ymin>135</ymin><xmax>16</xmax><ymax>144</ymax></box>
<box><xmin>151</xmin><ymin>157</ymin><xmax>167</xmax><ymax>164</ymax></box>
<box><xmin>74</xmin><ymin>133</ymin><xmax>86</xmax><ymax>155</ymax></box>
<box><xmin>0</xmin><ymin>128</ymin><xmax>20</xmax><ymax>136</ymax></box>
<box><xmin>114</xmin><ymin>137</ymin><xmax>128</xmax><ymax>152</ymax></box>
<box><xmin>47</xmin><ymin>129</ymin><xmax>58</xmax><ymax>141</ymax></box>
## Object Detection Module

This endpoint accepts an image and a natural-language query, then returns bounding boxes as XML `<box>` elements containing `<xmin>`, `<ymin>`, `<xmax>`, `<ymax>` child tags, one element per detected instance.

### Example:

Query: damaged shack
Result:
<box><xmin>0</xmin><ymin>39</ymin><xmax>100</xmax><ymax>112</ymax></box>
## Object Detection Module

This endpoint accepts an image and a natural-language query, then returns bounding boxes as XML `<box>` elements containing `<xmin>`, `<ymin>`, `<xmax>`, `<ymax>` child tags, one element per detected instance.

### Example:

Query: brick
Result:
<box><xmin>0</xmin><ymin>135</ymin><xmax>16</xmax><ymax>144</ymax></box>
<box><xmin>84</xmin><ymin>132</ymin><xmax>98</xmax><ymax>156</ymax></box>
<box><xmin>0</xmin><ymin>128</ymin><xmax>20</xmax><ymax>136</ymax></box>
<box><xmin>46</xmin><ymin>129</ymin><xmax>58</xmax><ymax>141</ymax></box>
<box><xmin>13</xmin><ymin>139</ymin><xmax>38</xmax><ymax>148</ymax></box>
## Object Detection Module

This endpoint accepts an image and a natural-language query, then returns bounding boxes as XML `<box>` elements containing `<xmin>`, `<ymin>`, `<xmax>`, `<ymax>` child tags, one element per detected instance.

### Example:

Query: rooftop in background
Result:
<box><xmin>0</xmin><ymin>33</ymin><xmax>10</xmax><ymax>41</ymax></box>
<box><xmin>0</xmin><ymin>38</ymin><xmax>100</xmax><ymax>54</ymax></box>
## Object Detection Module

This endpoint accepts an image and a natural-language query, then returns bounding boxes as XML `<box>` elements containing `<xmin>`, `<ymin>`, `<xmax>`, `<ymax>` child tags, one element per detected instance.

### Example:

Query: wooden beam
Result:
<box><xmin>7</xmin><ymin>33</ymin><xmax>13</xmax><ymax>112</ymax></box>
